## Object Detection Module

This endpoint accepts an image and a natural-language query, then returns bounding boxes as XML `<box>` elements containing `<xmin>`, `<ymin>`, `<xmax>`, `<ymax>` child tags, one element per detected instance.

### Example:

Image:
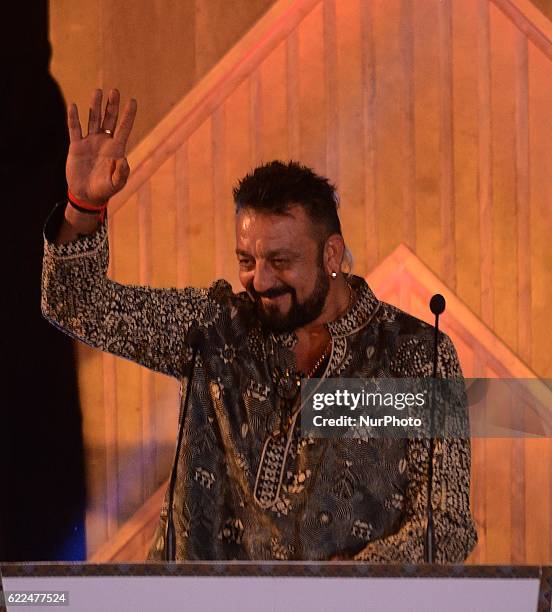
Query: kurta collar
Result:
<box><xmin>270</xmin><ymin>275</ymin><xmax>380</xmax><ymax>347</ymax></box>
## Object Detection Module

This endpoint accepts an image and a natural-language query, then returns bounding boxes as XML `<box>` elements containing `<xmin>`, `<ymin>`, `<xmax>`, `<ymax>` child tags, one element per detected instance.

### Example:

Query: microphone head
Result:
<box><xmin>429</xmin><ymin>294</ymin><xmax>446</xmax><ymax>316</ymax></box>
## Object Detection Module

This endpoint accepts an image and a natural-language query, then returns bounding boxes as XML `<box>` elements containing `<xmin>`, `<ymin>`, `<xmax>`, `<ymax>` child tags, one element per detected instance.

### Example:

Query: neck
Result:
<box><xmin>296</xmin><ymin>276</ymin><xmax>351</xmax><ymax>338</ymax></box>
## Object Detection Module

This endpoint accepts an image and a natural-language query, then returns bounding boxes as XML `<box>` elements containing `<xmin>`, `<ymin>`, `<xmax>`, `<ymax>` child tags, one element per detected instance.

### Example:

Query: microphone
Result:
<box><xmin>429</xmin><ymin>294</ymin><xmax>445</xmax><ymax>379</ymax></box>
<box><xmin>165</xmin><ymin>327</ymin><xmax>203</xmax><ymax>561</ymax></box>
<box><xmin>425</xmin><ymin>294</ymin><xmax>446</xmax><ymax>564</ymax></box>
<box><xmin>430</xmin><ymin>294</ymin><xmax>446</xmax><ymax>317</ymax></box>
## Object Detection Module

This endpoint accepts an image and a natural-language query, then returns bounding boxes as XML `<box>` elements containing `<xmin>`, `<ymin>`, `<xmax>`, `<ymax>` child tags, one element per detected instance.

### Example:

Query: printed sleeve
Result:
<box><xmin>353</xmin><ymin>331</ymin><xmax>478</xmax><ymax>563</ymax></box>
<box><xmin>41</xmin><ymin>203</ymin><xmax>226</xmax><ymax>378</ymax></box>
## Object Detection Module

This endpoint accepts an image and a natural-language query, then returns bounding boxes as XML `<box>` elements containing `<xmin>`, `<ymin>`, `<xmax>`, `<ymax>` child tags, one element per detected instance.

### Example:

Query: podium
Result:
<box><xmin>1</xmin><ymin>563</ymin><xmax>551</xmax><ymax>611</ymax></box>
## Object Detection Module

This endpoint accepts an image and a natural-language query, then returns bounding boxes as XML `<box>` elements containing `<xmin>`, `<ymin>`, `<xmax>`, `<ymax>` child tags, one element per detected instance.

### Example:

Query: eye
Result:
<box><xmin>271</xmin><ymin>258</ymin><xmax>288</xmax><ymax>268</ymax></box>
<box><xmin>238</xmin><ymin>257</ymin><xmax>254</xmax><ymax>270</ymax></box>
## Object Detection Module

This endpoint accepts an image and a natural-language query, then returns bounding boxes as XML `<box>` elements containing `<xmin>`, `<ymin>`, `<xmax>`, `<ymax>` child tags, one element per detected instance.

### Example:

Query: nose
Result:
<box><xmin>252</xmin><ymin>260</ymin><xmax>277</xmax><ymax>294</ymax></box>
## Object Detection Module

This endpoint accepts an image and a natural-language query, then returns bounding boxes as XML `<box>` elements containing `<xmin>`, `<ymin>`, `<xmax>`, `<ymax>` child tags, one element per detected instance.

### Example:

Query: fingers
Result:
<box><xmin>100</xmin><ymin>89</ymin><xmax>120</xmax><ymax>133</ymax></box>
<box><xmin>87</xmin><ymin>89</ymin><xmax>103</xmax><ymax>135</ymax></box>
<box><xmin>79</xmin><ymin>88</ymin><xmax>135</xmax><ymax>146</ymax></box>
<box><xmin>113</xmin><ymin>98</ymin><xmax>137</xmax><ymax>150</ymax></box>
<box><xmin>111</xmin><ymin>158</ymin><xmax>130</xmax><ymax>191</ymax></box>
<box><xmin>67</xmin><ymin>103</ymin><xmax>83</xmax><ymax>142</ymax></box>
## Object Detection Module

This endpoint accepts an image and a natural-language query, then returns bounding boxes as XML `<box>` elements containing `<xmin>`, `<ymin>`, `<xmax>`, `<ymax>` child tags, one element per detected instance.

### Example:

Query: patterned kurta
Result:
<box><xmin>41</xmin><ymin>203</ymin><xmax>477</xmax><ymax>562</ymax></box>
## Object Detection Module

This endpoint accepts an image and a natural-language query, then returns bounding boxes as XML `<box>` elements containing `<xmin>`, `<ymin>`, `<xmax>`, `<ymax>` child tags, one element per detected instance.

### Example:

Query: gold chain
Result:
<box><xmin>305</xmin><ymin>339</ymin><xmax>332</xmax><ymax>378</ymax></box>
<box><xmin>304</xmin><ymin>282</ymin><xmax>354</xmax><ymax>379</ymax></box>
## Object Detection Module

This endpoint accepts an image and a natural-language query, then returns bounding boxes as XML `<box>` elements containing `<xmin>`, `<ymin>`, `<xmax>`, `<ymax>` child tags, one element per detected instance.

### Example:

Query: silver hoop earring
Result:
<box><xmin>331</xmin><ymin>271</ymin><xmax>337</xmax><ymax>278</ymax></box>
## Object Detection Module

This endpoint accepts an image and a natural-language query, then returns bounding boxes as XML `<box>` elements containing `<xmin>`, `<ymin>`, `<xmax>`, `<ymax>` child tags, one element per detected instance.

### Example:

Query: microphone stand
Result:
<box><xmin>165</xmin><ymin>332</ymin><xmax>201</xmax><ymax>561</ymax></box>
<box><xmin>425</xmin><ymin>294</ymin><xmax>446</xmax><ymax>564</ymax></box>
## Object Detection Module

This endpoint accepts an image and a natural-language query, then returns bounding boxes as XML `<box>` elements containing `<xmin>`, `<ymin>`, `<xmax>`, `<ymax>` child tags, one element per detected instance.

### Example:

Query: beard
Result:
<box><xmin>247</xmin><ymin>261</ymin><xmax>330</xmax><ymax>334</ymax></box>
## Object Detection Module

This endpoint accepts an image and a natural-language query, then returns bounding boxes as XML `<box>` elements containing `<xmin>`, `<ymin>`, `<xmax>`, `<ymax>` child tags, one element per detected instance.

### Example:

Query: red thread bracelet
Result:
<box><xmin>67</xmin><ymin>190</ymin><xmax>108</xmax><ymax>222</ymax></box>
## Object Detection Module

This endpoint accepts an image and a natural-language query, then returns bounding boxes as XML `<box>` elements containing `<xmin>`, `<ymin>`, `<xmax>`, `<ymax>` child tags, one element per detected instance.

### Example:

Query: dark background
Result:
<box><xmin>0</xmin><ymin>2</ymin><xmax>86</xmax><ymax>561</ymax></box>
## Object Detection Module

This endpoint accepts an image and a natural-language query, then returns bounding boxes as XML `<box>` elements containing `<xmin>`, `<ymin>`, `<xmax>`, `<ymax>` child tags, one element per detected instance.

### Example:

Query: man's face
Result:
<box><xmin>235</xmin><ymin>205</ymin><xmax>330</xmax><ymax>333</ymax></box>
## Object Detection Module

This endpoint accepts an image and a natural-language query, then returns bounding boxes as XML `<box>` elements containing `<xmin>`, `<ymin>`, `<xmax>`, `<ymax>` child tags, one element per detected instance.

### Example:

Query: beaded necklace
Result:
<box><xmin>271</xmin><ymin>283</ymin><xmax>355</xmax><ymax>437</ymax></box>
<box><xmin>304</xmin><ymin>339</ymin><xmax>332</xmax><ymax>378</ymax></box>
<box><xmin>301</xmin><ymin>282</ymin><xmax>354</xmax><ymax>379</ymax></box>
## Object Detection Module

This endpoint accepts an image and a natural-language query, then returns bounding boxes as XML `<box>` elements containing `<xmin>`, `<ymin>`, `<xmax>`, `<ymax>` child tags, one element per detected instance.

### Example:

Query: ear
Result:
<box><xmin>323</xmin><ymin>234</ymin><xmax>345</xmax><ymax>274</ymax></box>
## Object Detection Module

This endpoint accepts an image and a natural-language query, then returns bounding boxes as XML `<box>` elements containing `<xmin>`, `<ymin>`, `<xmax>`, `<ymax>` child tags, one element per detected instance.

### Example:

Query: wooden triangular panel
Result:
<box><xmin>368</xmin><ymin>245</ymin><xmax>552</xmax><ymax>565</ymax></box>
<box><xmin>368</xmin><ymin>243</ymin><xmax>543</xmax><ymax>380</ymax></box>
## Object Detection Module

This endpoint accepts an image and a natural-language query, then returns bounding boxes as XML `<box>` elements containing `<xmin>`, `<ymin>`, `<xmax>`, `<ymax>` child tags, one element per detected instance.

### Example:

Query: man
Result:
<box><xmin>42</xmin><ymin>89</ymin><xmax>477</xmax><ymax>562</ymax></box>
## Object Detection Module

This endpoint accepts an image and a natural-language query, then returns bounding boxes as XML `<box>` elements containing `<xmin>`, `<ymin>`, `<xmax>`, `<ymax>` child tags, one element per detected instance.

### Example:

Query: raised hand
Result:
<box><xmin>66</xmin><ymin>89</ymin><xmax>137</xmax><ymax>205</ymax></box>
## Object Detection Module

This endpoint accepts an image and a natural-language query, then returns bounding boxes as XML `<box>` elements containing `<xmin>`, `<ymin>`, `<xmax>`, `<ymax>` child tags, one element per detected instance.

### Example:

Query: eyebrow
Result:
<box><xmin>235</xmin><ymin>249</ymin><xmax>299</xmax><ymax>259</ymax></box>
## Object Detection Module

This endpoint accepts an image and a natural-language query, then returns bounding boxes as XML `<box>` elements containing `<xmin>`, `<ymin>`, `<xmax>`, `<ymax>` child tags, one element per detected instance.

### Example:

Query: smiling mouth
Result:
<box><xmin>259</xmin><ymin>292</ymin><xmax>293</xmax><ymax>312</ymax></box>
<box><xmin>261</xmin><ymin>294</ymin><xmax>288</xmax><ymax>306</ymax></box>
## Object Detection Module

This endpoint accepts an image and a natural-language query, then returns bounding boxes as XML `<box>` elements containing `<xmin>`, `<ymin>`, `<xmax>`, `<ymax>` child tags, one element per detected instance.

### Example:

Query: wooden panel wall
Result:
<box><xmin>77</xmin><ymin>0</ymin><xmax>552</xmax><ymax>562</ymax></box>
<box><xmin>49</xmin><ymin>0</ymin><xmax>277</xmax><ymax>149</ymax></box>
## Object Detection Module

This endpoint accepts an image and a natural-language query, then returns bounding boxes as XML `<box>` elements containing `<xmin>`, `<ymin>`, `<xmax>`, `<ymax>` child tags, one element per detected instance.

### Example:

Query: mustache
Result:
<box><xmin>246</xmin><ymin>282</ymin><xmax>294</xmax><ymax>299</ymax></box>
